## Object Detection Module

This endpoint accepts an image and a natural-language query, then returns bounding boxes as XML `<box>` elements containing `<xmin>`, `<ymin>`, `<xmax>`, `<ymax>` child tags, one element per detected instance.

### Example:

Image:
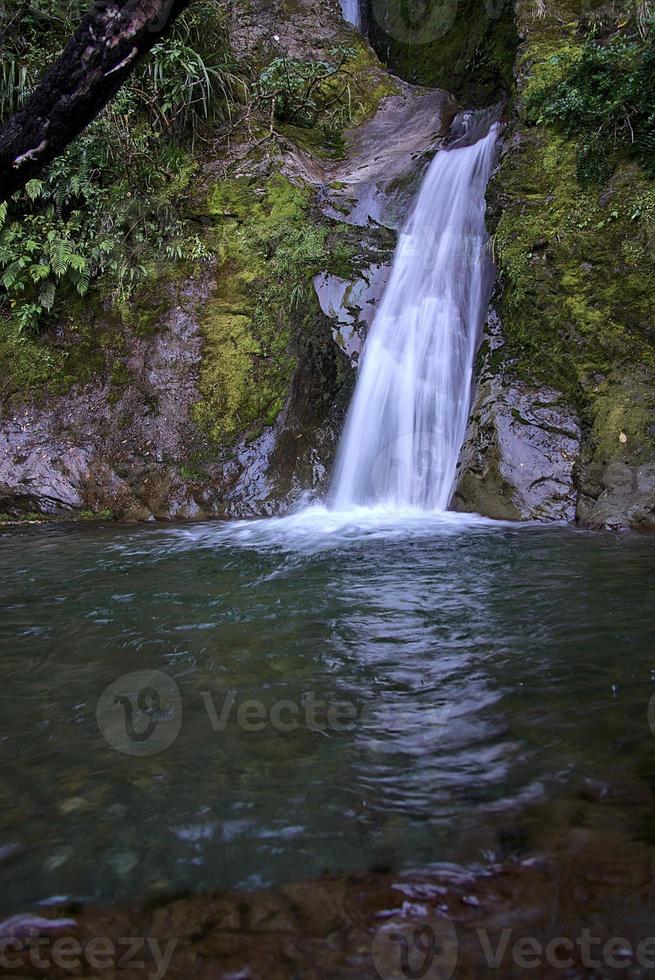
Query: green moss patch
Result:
<box><xmin>194</xmin><ymin>174</ymin><xmax>350</xmax><ymax>443</ymax></box>
<box><xmin>491</xmin><ymin>0</ymin><xmax>655</xmax><ymax>475</ymax></box>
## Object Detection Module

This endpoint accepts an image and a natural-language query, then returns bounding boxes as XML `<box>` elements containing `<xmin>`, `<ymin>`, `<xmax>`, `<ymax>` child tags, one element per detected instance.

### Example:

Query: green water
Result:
<box><xmin>1</xmin><ymin>508</ymin><xmax>654</xmax><ymax>915</ymax></box>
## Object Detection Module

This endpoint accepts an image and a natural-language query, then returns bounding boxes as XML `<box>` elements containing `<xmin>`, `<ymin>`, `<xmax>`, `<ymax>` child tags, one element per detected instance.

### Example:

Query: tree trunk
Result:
<box><xmin>0</xmin><ymin>0</ymin><xmax>189</xmax><ymax>202</ymax></box>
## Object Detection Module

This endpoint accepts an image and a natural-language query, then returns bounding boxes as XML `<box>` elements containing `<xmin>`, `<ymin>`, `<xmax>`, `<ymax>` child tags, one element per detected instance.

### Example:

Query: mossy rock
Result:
<box><xmin>485</xmin><ymin>0</ymin><xmax>655</xmax><ymax>526</ymax></box>
<box><xmin>193</xmin><ymin>172</ymin><xmax>354</xmax><ymax>445</ymax></box>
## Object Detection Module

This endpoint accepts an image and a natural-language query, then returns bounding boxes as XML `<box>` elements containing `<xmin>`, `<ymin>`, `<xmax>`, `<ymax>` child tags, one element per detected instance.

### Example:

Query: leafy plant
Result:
<box><xmin>254</xmin><ymin>46</ymin><xmax>355</xmax><ymax>128</ymax></box>
<box><xmin>525</xmin><ymin>22</ymin><xmax>655</xmax><ymax>182</ymax></box>
<box><xmin>0</xmin><ymin>0</ymin><xmax>239</xmax><ymax>331</ymax></box>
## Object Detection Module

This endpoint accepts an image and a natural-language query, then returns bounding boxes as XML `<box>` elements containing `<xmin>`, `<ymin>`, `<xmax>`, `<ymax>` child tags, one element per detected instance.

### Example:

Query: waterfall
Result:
<box><xmin>340</xmin><ymin>0</ymin><xmax>363</xmax><ymax>30</ymax></box>
<box><xmin>331</xmin><ymin>115</ymin><xmax>499</xmax><ymax>512</ymax></box>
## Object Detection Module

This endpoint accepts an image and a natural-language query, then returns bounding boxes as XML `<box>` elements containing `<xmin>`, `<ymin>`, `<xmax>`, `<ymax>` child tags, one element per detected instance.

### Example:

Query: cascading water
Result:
<box><xmin>340</xmin><ymin>0</ymin><xmax>363</xmax><ymax>30</ymax></box>
<box><xmin>331</xmin><ymin>113</ymin><xmax>499</xmax><ymax>512</ymax></box>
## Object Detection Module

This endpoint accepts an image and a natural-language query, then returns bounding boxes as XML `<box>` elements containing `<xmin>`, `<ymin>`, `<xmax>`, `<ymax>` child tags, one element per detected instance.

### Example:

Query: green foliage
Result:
<box><xmin>254</xmin><ymin>46</ymin><xmax>356</xmax><ymax>128</ymax></box>
<box><xmin>143</xmin><ymin>36</ymin><xmax>245</xmax><ymax>146</ymax></box>
<box><xmin>525</xmin><ymin>23</ymin><xmax>655</xmax><ymax>182</ymax></box>
<box><xmin>194</xmin><ymin>174</ymin><xmax>355</xmax><ymax>442</ymax></box>
<box><xmin>0</xmin><ymin>0</ymin><xmax>239</xmax><ymax>332</ymax></box>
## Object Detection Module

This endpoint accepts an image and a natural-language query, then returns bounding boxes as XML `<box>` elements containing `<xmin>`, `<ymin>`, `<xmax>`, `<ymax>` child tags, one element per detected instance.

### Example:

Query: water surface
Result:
<box><xmin>1</xmin><ymin>509</ymin><xmax>654</xmax><ymax>914</ymax></box>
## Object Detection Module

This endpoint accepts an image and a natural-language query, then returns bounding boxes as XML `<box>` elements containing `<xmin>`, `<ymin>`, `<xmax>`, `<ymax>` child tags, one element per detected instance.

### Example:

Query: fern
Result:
<box><xmin>526</xmin><ymin>24</ymin><xmax>655</xmax><ymax>182</ymax></box>
<box><xmin>38</xmin><ymin>280</ymin><xmax>56</xmax><ymax>310</ymax></box>
<box><xmin>0</xmin><ymin>0</ymin><xmax>242</xmax><ymax>331</ymax></box>
<box><xmin>48</xmin><ymin>236</ymin><xmax>74</xmax><ymax>277</ymax></box>
<box><xmin>29</xmin><ymin>264</ymin><xmax>50</xmax><ymax>283</ymax></box>
<box><xmin>2</xmin><ymin>259</ymin><xmax>26</xmax><ymax>289</ymax></box>
<box><xmin>25</xmin><ymin>179</ymin><xmax>44</xmax><ymax>202</ymax></box>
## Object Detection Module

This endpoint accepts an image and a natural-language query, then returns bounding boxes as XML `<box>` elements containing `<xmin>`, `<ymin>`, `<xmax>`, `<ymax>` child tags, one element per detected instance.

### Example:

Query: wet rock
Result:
<box><xmin>453</xmin><ymin>318</ymin><xmax>581</xmax><ymax>522</ymax></box>
<box><xmin>324</xmin><ymin>84</ymin><xmax>457</xmax><ymax>230</ymax></box>
<box><xmin>314</xmin><ymin>265</ymin><xmax>390</xmax><ymax>362</ymax></box>
<box><xmin>0</xmin><ymin>434</ymin><xmax>89</xmax><ymax>514</ymax></box>
<box><xmin>577</xmin><ymin>371</ymin><xmax>655</xmax><ymax>530</ymax></box>
<box><xmin>578</xmin><ymin>464</ymin><xmax>655</xmax><ymax>530</ymax></box>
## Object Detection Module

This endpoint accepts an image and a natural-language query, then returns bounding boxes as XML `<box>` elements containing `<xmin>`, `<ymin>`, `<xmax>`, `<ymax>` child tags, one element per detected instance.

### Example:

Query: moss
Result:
<box><xmin>79</xmin><ymin>508</ymin><xmax>115</xmax><ymax>520</ymax></box>
<box><xmin>0</xmin><ymin>507</ymin><xmax>115</xmax><ymax>525</ymax></box>
<box><xmin>588</xmin><ymin>371</ymin><xmax>655</xmax><ymax>467</ymax></box>
<box><xmin>340</xmin><ymin>38</ymin><xmax>400</xmax><ymax>121</ymax></box>
<box><xmin>193</xmin><ymin>174</ymin><xmax>340</xmax><ymax>443</ymax></box>
<box><xmin>493</xmin><ymin>114</ymin><xmax>655</xmax><ymax>414</ymax></box>
<box><xmin>0</xmin><ymin>329</ymin><xmax>64</xmax><ymax>405</ymax></box>
<box><xmin>490</xmin><ymin>0</ymin><xmax>655</xmax><ymax>478</ymax></box>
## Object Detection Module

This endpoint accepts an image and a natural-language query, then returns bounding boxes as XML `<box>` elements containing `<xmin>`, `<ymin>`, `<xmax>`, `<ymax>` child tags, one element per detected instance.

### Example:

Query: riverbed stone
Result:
<box><xmin>10</xmin><ymin>818</ymin><xmax>655</xmax><ymax>979</ymax></box>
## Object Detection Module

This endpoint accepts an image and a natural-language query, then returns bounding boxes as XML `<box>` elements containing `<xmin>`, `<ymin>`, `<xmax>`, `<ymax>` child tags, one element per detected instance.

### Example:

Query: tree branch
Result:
<box><xmin>0</xmin><ymin>0</ymin><xmax>190</xmax><ymax>202</ymax></box>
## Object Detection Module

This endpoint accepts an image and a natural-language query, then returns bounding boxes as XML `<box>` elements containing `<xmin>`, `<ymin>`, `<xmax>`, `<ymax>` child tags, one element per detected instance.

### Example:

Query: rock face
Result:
<box><xmin>0</xmin><ymin>3</ymin><xmax>453</xmax><ymax>523</ymax></box>
<box><xmin>467</xmin><ymin>0</ymin><xmax>655</xmax><ymax>530</ymax></box>
<box><xmin>452</xmin><ymin>314</ymin><xmax>582</xmax><ymax>523</ymax></box>
<box><xmin>453</xmin><ymin>381</ymin><xmax>581</xmax><ymax>523</ymax></box>
<box><xmin>578</xmin><ymin>460</ymin><xmax>655</xmax><ymax>531</ymax></box>
<box><xmin>364</xmin><ymin>0</ymin><xmax>517</xmax><ymax>106</ymax></box>
<box><xmin>3</xmin><ymin>0</ymin><xmax>653</xmax><ymax>531</ymax></box>
<box><xmin>0</xmin><ymin>277</ymin><xmax>214</xmax><ymax>522</ymax></box>
<box><xmin>576</xmin><ymin>369</ymin><xmax>655</xmax><ymax>530</ymax></box>
<box><xmin>316</xmin><ymin>82</ymin><xmax>456</xmax><ymax>365</ymax></box>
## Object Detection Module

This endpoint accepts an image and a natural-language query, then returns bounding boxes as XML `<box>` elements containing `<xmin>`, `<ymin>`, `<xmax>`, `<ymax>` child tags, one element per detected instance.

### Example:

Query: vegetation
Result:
<box><xmin>0</xmin><ymin>0</ymin><xmax>242</xmax><ymax>333</ymax></box>
<box><xmin>525</xmin><ymin>21</ymin><xmax>655</xmax><ymax>183</ymax></box>
<box><xmin>194</xmin><ymin>175</ymin><xmax>354</xmax><ymax>442</ymax></box>
<box><xmin>488</xmin><ymin>0</ymin><xmax>655</xmax><ymax>508</ymax></box>
<box><xmin>254</xmin><ymin>46</ymin><xmax>357</xmax><ymax>129</ymax></box>
<box><xmin>0</xmin><ymin>3</ymin><xmax>373</xmax><ymax>341</ymax></box>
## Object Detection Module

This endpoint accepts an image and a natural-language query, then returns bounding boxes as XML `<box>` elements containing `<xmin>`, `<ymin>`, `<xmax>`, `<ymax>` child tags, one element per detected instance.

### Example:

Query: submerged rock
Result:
<box><xmin>9</xmin><ymin>822</ymin><xmax>655</xmax><ymax>978</ymax></box>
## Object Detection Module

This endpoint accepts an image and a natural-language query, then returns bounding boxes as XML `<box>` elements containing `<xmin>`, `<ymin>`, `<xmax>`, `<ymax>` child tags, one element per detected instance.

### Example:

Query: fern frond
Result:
<box><xmin>49</xmin><ymin>237</ymin><xmax>74</xmax><ymax>276</ymax></box>
<box><xmin>25</xmin><ymin>179</ymin><xmax>44</xmax><ymax>201</ymax></box>
<box><xmin>38</xmin><ymin>280</ymin><xmax>56</xmax><ymax>310</ymax></box>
